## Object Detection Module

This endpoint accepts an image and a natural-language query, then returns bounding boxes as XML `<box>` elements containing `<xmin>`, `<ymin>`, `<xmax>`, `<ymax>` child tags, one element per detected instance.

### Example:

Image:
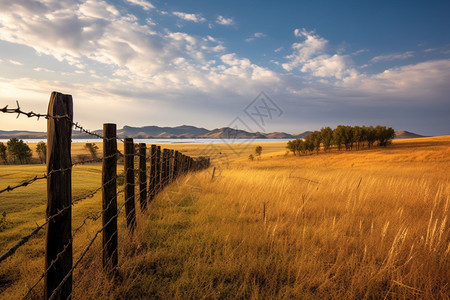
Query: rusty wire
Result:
<box><xmin>47</xmin><ymin>187</ymin><xmax>135</xmax><ymax>300</ymax></box>
<box><xmin>22</xmin><ymin>185</ymin><xmax>125</xmax><ymax>299</ymax></box>
<box><xmin>0</xmin><ymin>177</ymin><xmax>117</xmax><ymax>264</ymax></box>
<box><xmin>0</xmin><ymin>152</ymin><xmax>122</xmax><ymax>195</ymax></box>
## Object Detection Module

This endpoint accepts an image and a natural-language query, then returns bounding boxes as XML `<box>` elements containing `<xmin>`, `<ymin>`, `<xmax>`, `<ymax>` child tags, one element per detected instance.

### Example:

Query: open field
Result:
<box><xmin>0</xmin><ymin>136</ymin><xmax>449</xmax><ymax>299</ymax></box>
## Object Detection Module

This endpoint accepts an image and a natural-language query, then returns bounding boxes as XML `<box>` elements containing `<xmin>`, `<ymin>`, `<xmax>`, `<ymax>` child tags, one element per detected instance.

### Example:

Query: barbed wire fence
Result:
<box><xmin>0</xmin><ymin>92</ymin><xmax>210</xmax><ymax>299</ymax></box>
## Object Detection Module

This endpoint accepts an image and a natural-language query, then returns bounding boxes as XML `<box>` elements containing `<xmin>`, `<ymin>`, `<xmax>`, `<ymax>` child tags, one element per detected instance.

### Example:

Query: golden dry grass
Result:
<box><xmin>0</xmin><ymin>136</ymin><xmax>449</xmax><ymax>299</ymax></box>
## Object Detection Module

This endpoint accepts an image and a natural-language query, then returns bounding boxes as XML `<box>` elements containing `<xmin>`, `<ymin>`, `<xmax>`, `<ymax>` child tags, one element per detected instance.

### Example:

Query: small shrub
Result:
<box><xmin>85</xmin><ymin>143</ymin><xmax>99</xmax><ymax>159</ymax></box>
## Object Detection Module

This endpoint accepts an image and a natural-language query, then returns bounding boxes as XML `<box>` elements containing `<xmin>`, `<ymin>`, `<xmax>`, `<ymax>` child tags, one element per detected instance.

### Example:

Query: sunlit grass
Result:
<box><xmin>0</xmin><ymin>136</ymin><xmax>449</xmax><ymax>299</ymax></box>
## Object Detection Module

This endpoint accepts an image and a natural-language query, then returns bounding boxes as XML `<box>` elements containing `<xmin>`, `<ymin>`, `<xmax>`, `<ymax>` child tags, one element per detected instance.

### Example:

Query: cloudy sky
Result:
<box><xmin>0</xmin><ymin>0</ymin><xmax>449</xmax><ymax>135</ymax></box>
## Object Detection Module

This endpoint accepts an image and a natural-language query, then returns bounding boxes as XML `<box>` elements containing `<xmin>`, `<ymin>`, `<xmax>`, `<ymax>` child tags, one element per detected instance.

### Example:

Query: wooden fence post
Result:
<box><xmin>182</xmin><ymin>155</ymin><xmax>186</xmax><ymax>174</ymax></box>
<box><xmin>102</xmin><ymin>123</ymin><xmax>118</xmax><ymax>274</ymax></box>
<box><xmin>148</xmin><ymin>145</ymin><xmax>157</xmax><ymax>203</ymax></box>
<box><xmin>155</xmin><ymin>146</ymin><xmax>161</xmax><ymax>193</ymax></box>
<box><xmin>166</xmin><ymin>150</ymin><xmax>171</xmax><ymax>184</ymax></box>
<box><xmin>139</xmin><ymin>143</ymin><xmax>147</xmax><ymax>211</ymax></box>
<box><xmin>173</xmin><ymin>151</ymin><xmax>179</xmax><ymax>180</ymax></box>
<box><xmin>161</xmin><ymin>149</ymin><xmax>168</xmax><ymax>188</ymax></box>
<box><xmin>45</xmin><ymin>92</ymin><xmax>73</xmax><ymax>299</ymax></box>
<box><xmin>124</xmin><ymin>138</ymin><xmax>136</xmax><ymax>231</ymax></box>
<box><xmin>169</xmin><ymin>150</ymin><xmax>174</xmax><ymax>183</ymax></box>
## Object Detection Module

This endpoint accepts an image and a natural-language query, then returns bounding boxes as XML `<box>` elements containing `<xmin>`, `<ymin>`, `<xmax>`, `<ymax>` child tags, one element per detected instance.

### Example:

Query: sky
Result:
<box><xmin>0</xmin><ymin>0</ymin><xmax>449</xmax><ymax>136</ymax></box>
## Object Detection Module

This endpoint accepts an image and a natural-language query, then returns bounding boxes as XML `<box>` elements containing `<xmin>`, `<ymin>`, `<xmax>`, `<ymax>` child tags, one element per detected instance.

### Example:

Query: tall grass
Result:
<box><xmin>0</xmin><ymin>137</ymin><xmax>449</xmax><ymax>299</ymax></box>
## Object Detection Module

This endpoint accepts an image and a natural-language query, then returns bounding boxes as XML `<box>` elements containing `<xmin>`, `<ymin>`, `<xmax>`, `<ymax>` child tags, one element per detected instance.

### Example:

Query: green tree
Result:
<box><xmin>375</xmin><ymin>126</ymin><xmax>395</xmax><ymax>147</ymax></box>
<box><xmin>333</xmin><ymin>126</ymin><xmax>345</xmax><ymax>151</ymax></box>
<box><xmin>353</xmin><ymin>126</ymin><xmax>365</xmax><ymax>150</ymax></box>
<box><xmin>0</xmin><ymin>143</ymin><xmax>7</xmax><ymax>164</ymax></box>
<box><xmin>287</xmin><ymin>139</ymin><xmax>303</xmax><ymax>156</ymax></box>
<box><xmin>7</xmin><ymin>138</ymin><xmax>32</xmax><ymax>164</ymax></box>
<box><xmin>302</xmin><ymin>136</ymin><xmax>314</xmax><ymax>154</ymax></box>
<box><xmin>36</xmin><ymin>141</ymin><xmax>47</xmax><ymax>164</ymax></box>
<box><xmin>343</xmin><ymin>126</ymin><xmax>355</xmax><ymax>151</ymax></box>
<box><xmin>320</xmin><ymin>127</ymin><xmax>333</xmax><ymax>152</ymax></box>
<box><xmin>364</xmin><ymin>126</ymin><xmax>376</xmax><ymax>148</ymax></box>
<box><xmin>85</xmin><ymin>143</ymin><xmax>99</xmax><ymax>159</ymax></box>
<box><xmin>312</xmin><ymin>131</ymin><xmax>322</xmax><ymax>154</ymax></box>
<box><xmin>255</xmin><ymin>145</ymin><xmax>262</xmax><ymax>160</ymax></box>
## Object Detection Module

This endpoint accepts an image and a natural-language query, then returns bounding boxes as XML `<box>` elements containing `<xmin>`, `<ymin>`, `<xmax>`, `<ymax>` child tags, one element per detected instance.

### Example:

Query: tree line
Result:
<box><xmin>287</xmin><ymin>125</ymin><xmax>395</xmax><ymax>156</ymax></box>
<box><xmin>0</xmin><ymin>139</ymin><xmax>46</xmax><ymax>164</ymax></box>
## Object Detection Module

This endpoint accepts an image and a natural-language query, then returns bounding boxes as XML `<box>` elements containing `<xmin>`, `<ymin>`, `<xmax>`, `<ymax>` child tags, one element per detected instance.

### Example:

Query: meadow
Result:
<box><xmin>0</xmin><ymin>136</ymin><xmax>449</xmax><ymax>299</ymax></box>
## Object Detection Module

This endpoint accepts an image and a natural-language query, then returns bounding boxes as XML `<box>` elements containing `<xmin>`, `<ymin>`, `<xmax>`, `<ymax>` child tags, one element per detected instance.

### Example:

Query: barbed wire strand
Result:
<box><xmin>0</xmin><ymin>178</ymin><xmax>118</xmax><ymax>264</ymax></box>
<box><xmin>22</xmin><ymin>186</ymin><xmax>125</xmax><ymax>299</ymax></box>
<box><xmin>0</xmin><ymin>152</ymin><xmax>122</xmax><ymax>195</ymax></box>
<box><xmin>1</xmin><ymin>101</ymin><xmax>104</xmax><ymax>139</ymax></box>
<box><xmin>48</xmin><ymin>189</ymin><xmax>136</xmax><ymax>300</ymax></box>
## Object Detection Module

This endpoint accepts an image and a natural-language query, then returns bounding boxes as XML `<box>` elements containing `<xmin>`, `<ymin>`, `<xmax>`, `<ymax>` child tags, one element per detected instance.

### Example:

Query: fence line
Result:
<box><xmin>0</xmin><ymin>91</ymin><xmax>210</xmax><ymax>299</ymax></box>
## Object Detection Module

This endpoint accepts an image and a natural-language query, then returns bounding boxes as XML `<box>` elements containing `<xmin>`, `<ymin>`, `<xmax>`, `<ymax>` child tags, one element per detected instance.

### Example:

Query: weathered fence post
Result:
<box><xmin>148</xmin><ymin>145</ymin><xmax>157</xmax><ymax>203</ymax></box>
<box><xmin>45</xmin><ymin>92</ymin><xmax>73</xmax><ymax>299</ymax></box>
<box><xmin>102</xmin><ymin>123</ymin><xmax>118</xmax><ymax>275</ymax></box>
<box><xmin>139</xmin><ymin>143</ymin><xmax>147</xmax><ymax>211</ymax></box>
<box><xmin>166</xmin><ymin>150</ymin><xmax>171</xmax><ymax>184</ymax></box>
<box><xmin>173</xmin><ymin>150</ymin><xmax>179</xmax><ymax>180</ymax></box>
<box><xmin>155</xmin><ymin>146</ymin><xmax>161</xmax><ymax>193</ymax></box>
<box><xmin>124</xmin><ymin>138</ymin><xmax>136</xmax><ymax>231</ymax></box>
<box><xmin>169</xmin><ymin>150</ymin><xmax>174</xmax><ymax>183</ymax></box>
<box><xmin>181</xmin><ymin>154</ymin><xmax>186</xmax><ymax>174</ymax></box>
<box><xmin>162</xmin><ymin>149</ymin><xmax>168</xmax><ymax>188</ymax></box>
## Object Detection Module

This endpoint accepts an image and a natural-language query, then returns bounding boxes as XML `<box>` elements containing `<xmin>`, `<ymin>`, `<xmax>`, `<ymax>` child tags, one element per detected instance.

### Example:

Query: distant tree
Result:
<box><xmin>311</xmin><ymin>131</ymin><xmax>322</xmax><ymax>154</ymax></box>
<box><xmin>353</xmin><ymin>126</ymin><xmax>364</xmax><ymax>150</ymax></box>
<box><xmin>255</xmin><ymin>146</ymin><xmax>262</xmax><ymax>159</ymax></box>
<box><xmin>344</xmin><ymin>126</ymin><xmax>355</xmax><ymax>150</ymax></box>
<box><xmin>36</xmin><ymin>141</ymin><xmax>47</xmax><ymax>164</ymax></box>
<box><xmin>320</xmin><ymin>127</ymin><xmax>333</xmax><ymax>152</ymax></box>
<box><xmin>364</xmin><ymin>126</ymin><xmax>376</xmax><ymax>148</ymax></box>
<box><xmin>0</xmin><ymin>143</ymin><xmax>7</xmax><ymax>164</ymax></box>
<box><xmin>287</xmin><ymin>124</ymin><xmax>395</xmax><ymax>158</ymax></box>
<box><xmin>7</xmin><ymin>138</ymin><xmax>32</xmax><ymax>164</ymax></box>
<box><xmin>333</xmin><ymin>126</ymin><xmax>345</xmax><ymax>151</ymax></box>
<box><xmin>85</xmin><ymin>143</ymin><xmax>99</xmax><ymax>159</ymax></box>
<box><xmin>287</xmin><ymin>139</ymin><xmax>300</xmax><ymax>155</ymax></box>
<box><xmin>248</xmin><ymin>154</ymin><xmax>254</xmax><ymax>161</ymax></box>
<box><xmin>375</xmin><ymin>126</ymin><xmax>395</xmax><ymax>147</ymax></box>
<box><xmin>303</xmin><ymin>137</ymin><xmax>314</xmax><ymax>154</ymax></box>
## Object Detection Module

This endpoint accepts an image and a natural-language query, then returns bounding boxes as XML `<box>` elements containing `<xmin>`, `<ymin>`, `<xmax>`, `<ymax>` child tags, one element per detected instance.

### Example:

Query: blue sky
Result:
<box><xmin>0</xmin><ymin>0</ymin><xmax>449</xmax><ymax>135</ymax></box>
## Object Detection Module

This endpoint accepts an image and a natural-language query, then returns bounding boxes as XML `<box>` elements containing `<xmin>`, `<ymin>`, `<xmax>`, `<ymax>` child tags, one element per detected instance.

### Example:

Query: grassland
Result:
<box><xmin>0</xmin><ymin>136</ymin><xmax>449</xmax><ymax>299</ymax></box>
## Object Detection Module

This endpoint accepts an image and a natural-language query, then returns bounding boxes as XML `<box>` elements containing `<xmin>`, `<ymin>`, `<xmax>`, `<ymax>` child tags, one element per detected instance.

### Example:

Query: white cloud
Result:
<box><xmin>173</xmin><ymin>11</ymin><xmax>206</xmax><ymax>23</ymax></box>
<box><xmin>126</xmin><ymin>0</ymin><xmax>154</xmax><ymax>11</ymax></box>
<box><xmin>274</xmin><ymin>47</ymin><xmax>283</xmax><ymax>53</ymax></box>
<box><xmin>343</xmin><ymin>59</ymin><xmax>450</xmax><ymax>99</ymax></box>
<box><xmin>301</xmin><ymin>54</ymin><xmax>357</xmax><ymax>79</ymax></box>
<box><xmin>9</xmin><ymin>60</ymin><xmax>23</xmax><ymax>65</ymax></box>
<box><xmin>352</xmin><ymin>49</ymin><xmax>369</xmax><ymax>55</ymax></box>
<box><xmin>282</xmin><ymin>28</ymin><xmax>327</xmax><ymax>71</ymax></box>
<box><xmin>281</xmin><ymin>28</ymin><xmax>359</xmax><ymax>80</ymax></box>
<box><xmin>0</xmin><ymin>0</ymin><xmax>284</xmax><ymax>122</ymax></box>
<box><xmin>33</xmin><ymin>67</ymin><xmax>55</xmax><ymax>72</ymax></box>
<box><xmin>245</xmin><ymin>32</ymin><xmax>267</xmax><ymax>42</ymax></box>
<box><xmin>370</xmin><ymin>51</ymin><xmax>414</xmax><ymax>63</ymax></box>
<box><xmin>216</xmin><ymin>15</ymin><xmax>233</xmax><ymax>26</ymax></box>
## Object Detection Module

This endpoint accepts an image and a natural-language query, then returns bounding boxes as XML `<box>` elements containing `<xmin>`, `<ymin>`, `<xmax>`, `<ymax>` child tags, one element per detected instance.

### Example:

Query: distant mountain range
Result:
<box><xmin>0</xmin><ymin>126</ymin><xmax>426</xmax><ymax>140</ymax></box>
